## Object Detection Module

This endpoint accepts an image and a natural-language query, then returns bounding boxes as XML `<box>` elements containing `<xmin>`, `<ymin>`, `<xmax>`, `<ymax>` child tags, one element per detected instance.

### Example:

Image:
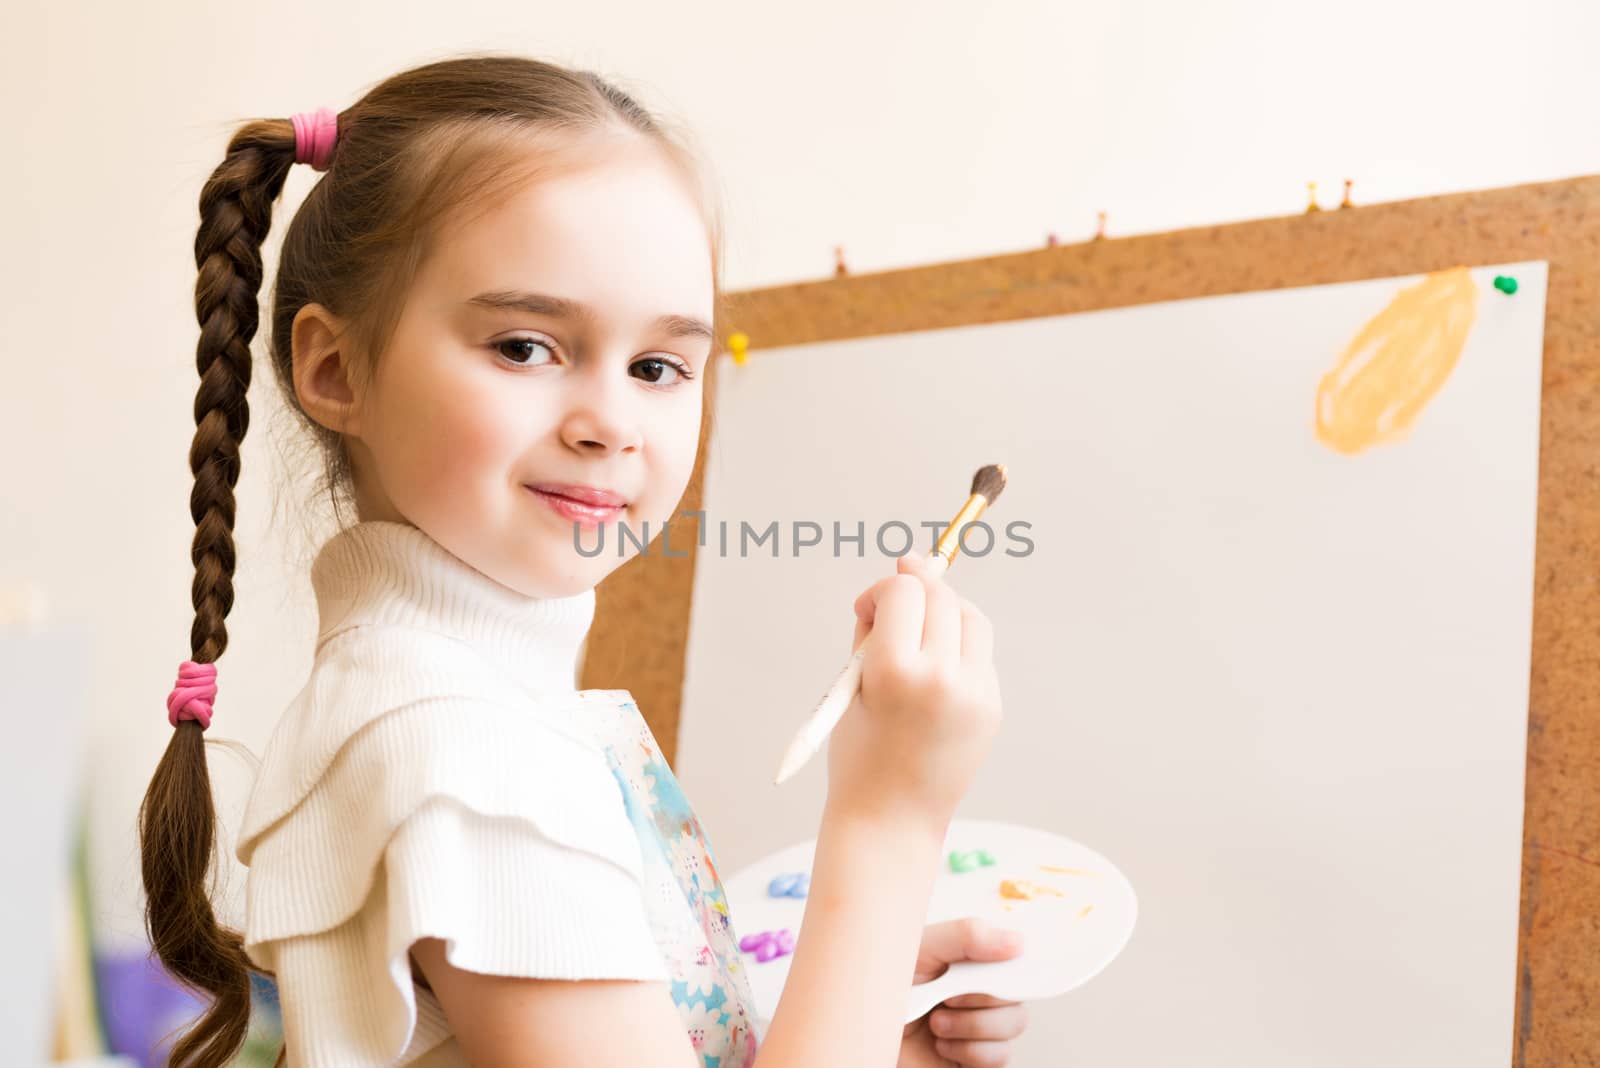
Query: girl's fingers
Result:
<box><xmin>915</xmin><ymin>557</ymin><xmax>962</xmax><ymax>663</ymax></box>
<box><xmin>959</xmin><ymin>598</ymin><xmax>994</xmax><ymax>665</ymax></box>
<box><xmin>864</xmin><ymin>570</ymin><xmax>926</xmax><ymax>662</ymax></box>
<box><xmin>938</xmin><ymin>994</ymin><xmax>1022</xmax><ymax>1011</ymax></box>
<box><xmin>932</xmin><ymin>1038</ymin><xmax>1012</xmax><ymax>1068</ymax></box>
<box><xmin>852</xmin><ymin>552</ymin><xmax>972</xmax><ymax>661</ymax></box>
<box><xmin>929</xmin><ymin>1003</ymin><xmax>1028</xmax><ymax>1042</ymax></box>
<box><xmin>855</xmin><ymin>556</ymin><xmax>921</xmax><ymax>626</ymax></box>
<box><xmin>854</xmin><ymin>579</ymin><xmax>883</xmax><ymax>625</ymax></box>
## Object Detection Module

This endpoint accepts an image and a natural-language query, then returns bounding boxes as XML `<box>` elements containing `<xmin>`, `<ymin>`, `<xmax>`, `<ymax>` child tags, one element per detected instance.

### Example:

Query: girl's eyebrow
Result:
<box><xmin>466</xmin><ymin>289</ymin><xmax>714</xmax><ymax>342</ymax></box>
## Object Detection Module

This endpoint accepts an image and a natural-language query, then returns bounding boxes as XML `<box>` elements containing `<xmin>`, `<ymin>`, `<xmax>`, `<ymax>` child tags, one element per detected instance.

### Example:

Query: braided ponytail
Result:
<box><xmin>137</xmin><ymin>116</ymin><xmax>303</xmax><ymax>1068</ymax></box>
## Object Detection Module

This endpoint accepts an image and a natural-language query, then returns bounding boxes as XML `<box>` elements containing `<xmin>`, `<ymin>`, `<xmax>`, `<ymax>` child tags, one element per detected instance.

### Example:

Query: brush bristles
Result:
<box><xmin>971</xmin><ymin>463</ymin><xmax>1007</xmax><ymax>504</ymax></box>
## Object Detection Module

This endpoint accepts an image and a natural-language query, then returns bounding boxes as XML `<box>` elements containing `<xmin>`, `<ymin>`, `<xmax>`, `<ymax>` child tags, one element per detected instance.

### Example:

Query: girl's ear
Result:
<box><xmin>292</xmin><ymin>302</ymin><xmax>364</xmax><ymax>437</ymax></box>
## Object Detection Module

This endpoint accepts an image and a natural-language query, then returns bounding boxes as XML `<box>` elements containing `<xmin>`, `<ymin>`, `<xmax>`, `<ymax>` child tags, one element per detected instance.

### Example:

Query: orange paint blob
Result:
<box><xmin>999</xmin><ymin>879</ymin><xmax>1065</xmax><ymax>901</ymax></box>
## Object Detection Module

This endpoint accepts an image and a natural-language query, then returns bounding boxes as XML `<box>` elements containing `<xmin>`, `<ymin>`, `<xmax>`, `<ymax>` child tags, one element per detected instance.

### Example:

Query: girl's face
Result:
<box><xmin>339</xmin><ymin>142</ymin><xmax>715</xmax><ymax>598</ymax></box>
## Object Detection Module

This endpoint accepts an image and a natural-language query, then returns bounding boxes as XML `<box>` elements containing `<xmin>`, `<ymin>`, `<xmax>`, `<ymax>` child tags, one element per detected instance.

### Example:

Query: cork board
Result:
<box><xmin>580</xmin><ymin>175</ymin><xmax>1600</xmax><ymax>1064</ymax></box>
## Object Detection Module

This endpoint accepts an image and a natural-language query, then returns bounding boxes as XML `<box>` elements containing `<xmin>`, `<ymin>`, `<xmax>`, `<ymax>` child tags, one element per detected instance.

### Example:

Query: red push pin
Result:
<box><xmin>1339</xmin><ymin>179</ymin><xmax>1355</xmax><ymax>210</ymax></box>
<box><xmin>1046</xmin><ymin>231</ymin><xmax>1060</xmax><ymax>248</ymax></box>
<box><xmin>833</xmin><ymin>245</ymin><xmax>849</xmax><ymax>277</ymax></box>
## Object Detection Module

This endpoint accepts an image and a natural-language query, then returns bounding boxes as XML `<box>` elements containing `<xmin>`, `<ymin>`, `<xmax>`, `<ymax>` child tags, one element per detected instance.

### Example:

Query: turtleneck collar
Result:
<box><xmin>309</xmin><ymin>519</ymin><xmax>595</xmax><ymax>695</ymax></box>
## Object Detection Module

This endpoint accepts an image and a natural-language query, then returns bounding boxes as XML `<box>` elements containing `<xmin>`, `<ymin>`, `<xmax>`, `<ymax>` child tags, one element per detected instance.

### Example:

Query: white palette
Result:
<box><xmin>723</xmin><ymin>819</ymin><xmax>1137</xmax><ymax>1025</ymax></box>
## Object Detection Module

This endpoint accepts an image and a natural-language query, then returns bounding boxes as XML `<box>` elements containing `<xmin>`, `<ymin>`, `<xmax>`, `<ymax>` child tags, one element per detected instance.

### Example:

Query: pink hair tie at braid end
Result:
<box><xmin>167</xmin><ymin>660</ymin><xmax>217</xmax><ymax>730</ymax></box>
<box><xmin>290</xmin><ymin>106</ymin><xmax>338</xmax><ymax>172</ymax></box>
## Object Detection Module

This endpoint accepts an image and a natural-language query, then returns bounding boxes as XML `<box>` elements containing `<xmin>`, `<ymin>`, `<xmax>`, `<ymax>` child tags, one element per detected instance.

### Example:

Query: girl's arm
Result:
<box><xmin>755</xmin><ymin>806</ymin><xmax>945</xmax><ymax>1066</ymax></box>
<box><xmin>408</xmin><ymin>943</ymin><xmax>699</xmax><ymax>1068</ymax></box>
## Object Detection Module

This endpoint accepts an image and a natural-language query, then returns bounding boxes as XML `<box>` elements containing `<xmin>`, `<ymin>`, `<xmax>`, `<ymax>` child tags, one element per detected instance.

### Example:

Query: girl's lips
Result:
<box><xmin>526</xmin><ymin>486</ymin><xmax>626</xmax><ymax>528</ymax></box>
<box><xmin>527</xmin><ymin>482</ymin><xmax>627</xmax><ymax>507</ymax></box>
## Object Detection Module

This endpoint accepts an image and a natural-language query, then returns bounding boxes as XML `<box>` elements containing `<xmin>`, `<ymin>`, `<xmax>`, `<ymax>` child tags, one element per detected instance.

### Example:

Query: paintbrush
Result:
<box><xmin>774</xmin><ymin>463</ymin><xmax>1009</xmax><ymax>785</ymax></box>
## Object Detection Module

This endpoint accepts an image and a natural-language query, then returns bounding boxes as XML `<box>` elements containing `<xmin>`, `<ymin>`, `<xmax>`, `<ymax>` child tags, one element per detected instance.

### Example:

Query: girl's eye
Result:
<box><xmin>633</xmin><ymin>356</ymin><xmax>695</xmax><ymax>387</ymax></box>
<box><xmin>494</xmin><ymin>337</ymin><xmax>557</xmax><ymax>367</ymax></box>
<box><xmin>495</xmin><ymin>337</ymin><xmax>693</xmax><ymax>387</ymax></box>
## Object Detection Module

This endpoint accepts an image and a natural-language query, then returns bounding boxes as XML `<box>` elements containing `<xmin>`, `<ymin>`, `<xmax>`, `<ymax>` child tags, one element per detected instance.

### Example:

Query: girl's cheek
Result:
<box><xmin>460</xmin><ymin>399</ymin><xmax>521</xmax><ymax>463</ymax></box>
<box><xmin>655</xmin><ymin>405</ymin><xmax>702</xmax><ymax>488</ymax></box>
<box><xmin>395</xmin><ymin>390</ymin><xmax>509</xmax><ymax>504</ymax></box>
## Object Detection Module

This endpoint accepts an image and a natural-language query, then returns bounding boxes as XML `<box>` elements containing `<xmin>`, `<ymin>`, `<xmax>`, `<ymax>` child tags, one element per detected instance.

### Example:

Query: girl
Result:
<box><xmin>140</xmin><ymin>53</ymin><xmax>1025</xmax><ymax>1068</ymax></box>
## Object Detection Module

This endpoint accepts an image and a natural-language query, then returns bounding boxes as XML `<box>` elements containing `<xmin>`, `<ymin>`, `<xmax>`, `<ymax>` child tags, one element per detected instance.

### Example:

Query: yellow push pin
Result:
<box><xmin>728</xmin><ymin>331</ymin><xmax>750</xmax><ymax>366</ymax></box>
<box><xmin>1305</xmin><ymin>181</ymin><xmax>1322</xmax><ymax>214</ymax></box>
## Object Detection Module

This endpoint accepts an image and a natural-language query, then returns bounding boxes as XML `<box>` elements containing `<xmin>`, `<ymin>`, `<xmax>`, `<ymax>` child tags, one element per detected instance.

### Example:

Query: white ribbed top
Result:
<box><xmin>308</xmin><ymin>518</ymin><xmax>594</xmax><ymax>694</ymax></box>
<box><xmin>236</xmin><ymin>520</ymin><xmax>666</xmax><ymax>1068</ymax></box>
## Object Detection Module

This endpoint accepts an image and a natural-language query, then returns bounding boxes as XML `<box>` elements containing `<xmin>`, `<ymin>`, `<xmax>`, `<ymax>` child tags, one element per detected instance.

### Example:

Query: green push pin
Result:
<box><xmin>1493</xmin><ymin>275</ymin><xmax>1518</xmax><ymax>295</ymax></box>
<box><xmin>948</xmin><ymin>849</ymin><xmax>997</xmax><ymax>873</ymax></box>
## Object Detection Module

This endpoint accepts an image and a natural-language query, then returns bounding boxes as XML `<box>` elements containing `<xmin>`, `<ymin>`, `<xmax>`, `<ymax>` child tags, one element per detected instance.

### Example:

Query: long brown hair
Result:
<box><xmin>137</xmin><ymin>52</ymin><xmax>725</xmax><ymax>1068</ymax></box>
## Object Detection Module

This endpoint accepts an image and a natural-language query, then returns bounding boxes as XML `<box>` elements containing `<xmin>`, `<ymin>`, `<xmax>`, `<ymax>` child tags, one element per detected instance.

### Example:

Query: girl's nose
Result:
<box><xmin>560</xmin><ymin>376</ymin><xmax>642</xmax><ymax>456</ymax></box>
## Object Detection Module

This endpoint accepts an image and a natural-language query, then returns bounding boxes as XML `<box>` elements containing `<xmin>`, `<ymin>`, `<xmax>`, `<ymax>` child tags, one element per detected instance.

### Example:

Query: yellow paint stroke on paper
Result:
<box><xmin>1078</xmin><ymin>905</ymin><xmax>1095</xmax><ymax>919</ymax></box>
<box><xmin>1315</xmin><ymin>267</ymin><xmax>1479</xmax><ymax>454</ymax></box>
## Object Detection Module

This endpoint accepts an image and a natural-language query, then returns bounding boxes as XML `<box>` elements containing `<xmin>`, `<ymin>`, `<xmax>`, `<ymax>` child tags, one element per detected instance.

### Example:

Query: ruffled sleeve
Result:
<box><xmin>238</xmin><ymin>691</ymin><xmax>667</xmax><ymax>1068</ymax></box>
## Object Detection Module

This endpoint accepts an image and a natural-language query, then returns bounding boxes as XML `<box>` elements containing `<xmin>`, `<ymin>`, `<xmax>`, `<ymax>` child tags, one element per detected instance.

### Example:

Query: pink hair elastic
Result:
<box><xmin>167</xmin><ymin>660</ymin><xmax>217</xmax><ymax>730</ymax></box>
<box><xmin>290</xmin><ymin>106</ymin><xmax>338</xmax><ymax>171</ymax></box>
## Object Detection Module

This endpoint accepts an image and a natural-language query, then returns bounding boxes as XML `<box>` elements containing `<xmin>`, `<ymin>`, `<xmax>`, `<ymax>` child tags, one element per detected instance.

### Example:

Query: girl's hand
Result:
<box><xmin>899</xmin><ymin>918</ymin><xmax>1029</xmax><ymax>1067</ymax></box>
<box><xmin>826</xmin><ymin>551</ymin><xmax>1002</xmax><ymax>835</ymax></box>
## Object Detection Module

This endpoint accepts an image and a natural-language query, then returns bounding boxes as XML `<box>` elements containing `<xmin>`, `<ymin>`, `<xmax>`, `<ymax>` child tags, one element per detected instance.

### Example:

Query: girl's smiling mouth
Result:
<box><xmin>525</xmin><ymin>482</ymin><xmax>628</xmax><ymax>527</ymax></box>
